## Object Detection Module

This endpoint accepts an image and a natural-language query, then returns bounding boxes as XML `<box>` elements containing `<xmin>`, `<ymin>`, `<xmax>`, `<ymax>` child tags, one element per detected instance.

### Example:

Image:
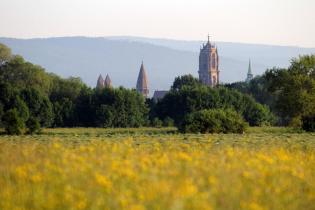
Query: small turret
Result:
<box><xmin>104</xmin><ymin>74</ymin><xmax>112</xmax><ymax>88</ymax></box>
<box><xmin>136</xmin><ymin>61</ymin><xmax>149</xmax><ymax>98</ymax></box>
<box><xmin>96</xmin><ymin>74</ymin><xmax>104</xmax><ymax>89</ymax></box>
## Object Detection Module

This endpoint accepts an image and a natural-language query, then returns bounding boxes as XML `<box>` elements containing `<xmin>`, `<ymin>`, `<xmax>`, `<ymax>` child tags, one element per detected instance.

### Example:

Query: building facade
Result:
<box><xmin>198</xmin><ymin>36</ymin><xmax>219</xmax><ymax>87</ymax></box>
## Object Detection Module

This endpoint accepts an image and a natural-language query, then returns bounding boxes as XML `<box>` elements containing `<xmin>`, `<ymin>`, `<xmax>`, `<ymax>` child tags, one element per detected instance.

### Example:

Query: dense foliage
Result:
<box><xmin>0</xmin><ymin>44</ymin><xmax>148</xmax><ymax>134</ymax></box>
<box><xmin>226</xmin><ymin>55</ymin><xmax>315</xmax><ymax>130</ymax></box>
<box><xmin>152</xmin><ymin>78</ymin><xmax>274</xmax><ymax>128</ymax></box>
<box><xmin>179</xmin><ymin>109</ymin><xmax>248</xmax><ymax>134</ymax></box>
<box><xmin>1</xmin><ymin>43</ymin><xmax>314</xmax><ymax>134</ymax></box>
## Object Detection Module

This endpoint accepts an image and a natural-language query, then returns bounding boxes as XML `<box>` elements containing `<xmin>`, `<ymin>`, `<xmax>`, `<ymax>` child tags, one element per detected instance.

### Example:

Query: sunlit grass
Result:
<box><xmin>0</xmin><ymin>127</ymin><xmax>314</xmax><ymax>210</ymax></box>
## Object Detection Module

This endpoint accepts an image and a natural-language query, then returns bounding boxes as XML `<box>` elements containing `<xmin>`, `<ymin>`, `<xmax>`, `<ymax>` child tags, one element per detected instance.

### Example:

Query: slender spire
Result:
<box><xmin>208</xmin><ymin>34</ymin><xmax>210</xmax><ymax>43</ymax></box>
<box><xmin>136</xmin><ymin>62</ymin><xmax>149</xmax><ymax>98</ymax></box>
<box><xmin>96</xmin><ymin>74</ymin><xmax>104</xmax><ymax>89</ymax></box>
<box><xmin>248</xmin><ymin>59</ymin><xmax>252</xmax><ymax>74</ymax></box>
<box><xmin>246</xmin><ymin>59</ymin><xmax>254</xmax><ymax>82</ymax></box>
<box><xmin>104</xmin><ymin>74</ymin><xmax>112</xmax><ymax>88</ymax></box>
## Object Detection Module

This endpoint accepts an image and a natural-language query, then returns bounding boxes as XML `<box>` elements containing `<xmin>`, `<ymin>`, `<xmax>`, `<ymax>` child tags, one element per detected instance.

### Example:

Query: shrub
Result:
<box><xmin>163</xmin><ymin>117</ymin><xmax>174</xmax><ymax>127</ymax></box>
<box><xmin>179</xmin><ymin>109</ymin><xmax>248</xmax><ymax>134</ymax></box>
<box><xmin>2</xmin><ymin>109</ymin><xmax>25</xmax><ymax>135</ymax></box>
<box><xmin>26</xmin><ymin>117</ymin><xmax>41</xmax><ymax>134</ymax></box>
<box><xmin>302</xmin><ymin>115</ymin><xmax>315</xmax><ymax>132</ymax></box>
<box><xmin>152</xmin><ymin>117</ymin><xmax>163</xmax><ymax>128</ymax></box>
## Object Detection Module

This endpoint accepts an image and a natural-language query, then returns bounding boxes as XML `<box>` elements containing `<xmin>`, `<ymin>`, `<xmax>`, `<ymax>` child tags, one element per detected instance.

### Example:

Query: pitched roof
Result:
<box><xmin>153</xmin><ymin>90</ymin><xmax>168</xmax><ymax>101</ymax></box>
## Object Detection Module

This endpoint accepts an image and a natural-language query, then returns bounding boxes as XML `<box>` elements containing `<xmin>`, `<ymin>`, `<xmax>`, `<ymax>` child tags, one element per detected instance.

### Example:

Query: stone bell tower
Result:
<box><xmin>198</xmin><ymin>36</ymin><xmax>219</xmax><ymax>87</ymax></box>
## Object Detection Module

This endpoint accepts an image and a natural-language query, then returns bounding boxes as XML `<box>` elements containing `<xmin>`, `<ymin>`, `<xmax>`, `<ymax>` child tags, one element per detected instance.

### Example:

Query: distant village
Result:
<box><xmin>96</xmin><ymin>37</ymin><xmax>254</xmax><ymax>100</ymax></box>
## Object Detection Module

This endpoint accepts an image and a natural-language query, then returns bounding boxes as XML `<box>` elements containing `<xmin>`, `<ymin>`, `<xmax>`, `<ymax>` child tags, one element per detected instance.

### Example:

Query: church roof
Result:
<box><xmin>136</xmin><ymin>62</ymin><xmax>148</xmax><ymax>91</ymax></box>
<box><xmin>153</xmin><ymin>90</ymin><xmax>168</xmax><ymax>101</ymax></box>
<box><xmin>104</xmin><ymin>74</ymin><xmax>112</xmax><ymax>88</ymax></box>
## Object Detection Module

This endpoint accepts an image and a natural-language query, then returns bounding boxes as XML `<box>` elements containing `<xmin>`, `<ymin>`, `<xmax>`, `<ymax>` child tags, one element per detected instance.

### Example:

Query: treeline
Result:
<box><xmin>225</xmin><ymin>55</ymin><xmax>315</xmax><ymax>131</ymax></box>
<box><xmin>149</xmin><ymin>75</ymin><xmax>274</xmax><ymax>133</ymax></box>
<box><xmin>0</xmin><ymin>43</ymin><xmax>314</xmax><ymax>134</ymax></box>
<box><xmin>0</xmin><ymin>44</ymin><xmax>148</xmax><ymax>134</ymax></box>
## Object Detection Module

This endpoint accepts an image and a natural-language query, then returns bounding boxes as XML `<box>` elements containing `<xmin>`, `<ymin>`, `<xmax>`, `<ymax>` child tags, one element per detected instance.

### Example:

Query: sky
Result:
<box><xmin>1</xmin><ymin>0</ymin><xmax>314</xmax><ymax>47</ymax></box>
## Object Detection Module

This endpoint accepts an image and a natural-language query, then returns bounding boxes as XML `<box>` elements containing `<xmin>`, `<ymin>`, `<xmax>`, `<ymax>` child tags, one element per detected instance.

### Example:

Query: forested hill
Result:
<box><xmin>1</xmin><ymin>36</ymin><xmax>314</xmax><ymax>93</ymax></box>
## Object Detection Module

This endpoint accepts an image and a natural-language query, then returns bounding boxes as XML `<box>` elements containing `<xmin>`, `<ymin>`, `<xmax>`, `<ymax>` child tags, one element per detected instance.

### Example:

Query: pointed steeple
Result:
<box><xmin>136</xmin><ymin>61</ymin><xmax>149</xmax><ymax>98</ymax></box>
<box><xmin>246</xmin><ymin>59</ymin><xmax>254</xmax><ymax>82</ymax></box>
<box><xmin>206</xmin><ymin>34</ymin><xmax>211</xmax><ymax>47</ymax></box>
<box><xmin>248</xmin><ymin>59</ymin><xmax>252</xmax><ymax>75</ymax></box>
<box><xmin>104</xmin><ymin>74</ymin><xmax>112</xmax><ymax>88</ymax></box>
<box><xmin>96</xmin><ymin>74</ymin><xmax>104</xmax><ymax>89</ymax></box>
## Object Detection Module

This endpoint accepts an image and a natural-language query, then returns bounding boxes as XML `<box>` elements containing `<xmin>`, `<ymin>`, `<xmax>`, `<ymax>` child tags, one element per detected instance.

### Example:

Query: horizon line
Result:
<box><xmin>0</xmin><ymin>35</ymin><xmax>314</xmax><ymax>49</ymax></box>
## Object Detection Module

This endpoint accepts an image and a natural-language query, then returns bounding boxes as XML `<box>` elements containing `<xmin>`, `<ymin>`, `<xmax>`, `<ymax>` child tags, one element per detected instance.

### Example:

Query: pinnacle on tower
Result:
<box><xmin>136</xmin><ymin>61</ymin><xmax>149</xmax><ymax>98</ymax></box>
<box><xmin>246</xmin><ymin>59</ymin><xmax>254</xmax><ymax>82</ymax></box>
<box><xmin>104</xmin><ymin>74</ymin><xmax>112</xmax><ymax>88</ymax></box>
<box><xmin>96</xmin><ymin>74</ymin><xmax>105</xmax><ymax>89</ymax></box>
<box><xmin>248</xmin><ymin>59</ymin><xmax>252</xmax><ymax>75</ymax></box>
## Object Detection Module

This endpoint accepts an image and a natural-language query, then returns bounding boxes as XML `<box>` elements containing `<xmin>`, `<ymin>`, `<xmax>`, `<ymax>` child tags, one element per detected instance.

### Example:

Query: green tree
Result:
<box><xmin>152</xmin><ymin>117</ymin><xmax>163</xmax><ymax>128</ymax></box>
<box><xmin>96</xmin><ymin>105</ymin><xmax>114</xmax><ymax>127</ymax></box>
<box><xmin>171</xmin><ymin>74</ymin><xmax>201</xmax><ymax>91</ymax></box>
<box><xmin>180</xmin><ymin>109</ymin><xmax>247</xmax><ymax>134</ymax></box>
<box><xmin>0</xmin><ymin>56</ymin><xmax>53</xmax><ymax>94</ymax></box>
<box><xmin>2</xmin><ymin>109</ymin><xmax>25</xmax><ymax>135</ymax></box>
<box><xmin>163</xmin><ymin>117</ymin><xmax>174</xmax><ymax>127</ymax></box>
<box><xmin>21</xmin><ymin>88</ymin><xmax>53</xmax><ymax>127</ymax></box>
<box><xmin>155</xmin><ymin>83</ymin><xmax>273</xmax><ymax>127</ymax></box>
<box><xmin>0</xmin><ymin>43</ymin><xmax>12</xmax><ymax>65</ymax></box>
<box><xmin>93</xmin><ymin>87</ymin><xmax>148</xmax><ymax>128</ymax></box>
<box><xmin>26</xmin><ymin>117</ymin><xmax>41</xmax><ymax>134</ymax></box>
<box><xmin>265</xmin><ymin>55</ymin><xmax>315</xmax><ymax>125</ymax></box>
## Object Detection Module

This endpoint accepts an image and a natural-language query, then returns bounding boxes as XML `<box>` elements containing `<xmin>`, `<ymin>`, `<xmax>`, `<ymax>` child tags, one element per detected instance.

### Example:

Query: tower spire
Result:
<box><xmin>246</xmin><ymin>59</ymin><xmax>254</xmax><ymax>82</ymax></box>
<box><xmin>104</xmin><ymin>74</ymin><xmax>112</xmax><ymax>88</ymax></box>
<box><xmin>248</xmin><ymin>59</ymin><xmax>252</xmax><ymax>74</ymax></box>
<box><xmin>96</xmin><ymin>74</ymin><xmax>104</xmax><ymax>90</ymax></box>
<box><xmin>136</xmin><ymin>61</ymin><xmax>149</xmax><ymax>98</ymax></box>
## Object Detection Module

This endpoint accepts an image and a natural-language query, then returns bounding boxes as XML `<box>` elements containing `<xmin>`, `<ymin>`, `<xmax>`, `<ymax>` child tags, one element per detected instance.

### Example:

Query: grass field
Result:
<box><xmin>0</xmin><ymin>127</ymin><xmax>315</xmax><ymax>210</ymax></box>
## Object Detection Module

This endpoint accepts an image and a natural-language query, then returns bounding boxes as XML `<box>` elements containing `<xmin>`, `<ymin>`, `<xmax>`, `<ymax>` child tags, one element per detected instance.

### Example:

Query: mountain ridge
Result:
<box><xmin>0</xmin><ymin>36</ymin><xmax>314</xmax><ymax>94</ymax></box>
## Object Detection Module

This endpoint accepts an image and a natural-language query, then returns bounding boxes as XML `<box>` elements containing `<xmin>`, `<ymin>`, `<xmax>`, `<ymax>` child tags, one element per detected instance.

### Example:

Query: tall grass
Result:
<box><xmin>0</xmin><ymin>127</ymin><xmax>314</xmax><ymax>210</ymax></box>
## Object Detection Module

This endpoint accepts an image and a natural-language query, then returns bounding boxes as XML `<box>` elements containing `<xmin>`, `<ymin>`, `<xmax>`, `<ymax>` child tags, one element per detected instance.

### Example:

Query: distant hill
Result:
<box><xmin>0</xmin><ymin>36</ymin><xmax>314</xmax><ymax>94</ymax></box>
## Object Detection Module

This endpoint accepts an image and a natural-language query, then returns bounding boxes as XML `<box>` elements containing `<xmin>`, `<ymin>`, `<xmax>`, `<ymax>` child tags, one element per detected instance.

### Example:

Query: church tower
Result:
<box><xmin>198</xmin><ymin>36</ymin><xmax>219</xmax><ymax>87</ymax></box>
<box><xmin>136</xmin><ymin>62</ymin><xmax>149</xmax><ymax>98</ymax></box>
<box><xmin>104</xmin><ymin>74</ymin><xmax>112</xmax><ymax>88</ymax></box>
<box><xmin>96</xmin><ymin>74</ymin><xmax>105</xmax><ymax>90</ymax></box>
<box><xmin>246</xmin><ymin>59</ymin><xmax>253</xmax><ymax>83</ymax></box>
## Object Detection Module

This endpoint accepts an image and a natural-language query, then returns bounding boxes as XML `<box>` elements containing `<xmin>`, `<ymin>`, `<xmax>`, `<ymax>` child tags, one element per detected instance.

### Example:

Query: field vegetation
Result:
<box><xmin>0</xmin><ymin>127</ymin><xmax>314</xmax><ymax>210</ymax></box>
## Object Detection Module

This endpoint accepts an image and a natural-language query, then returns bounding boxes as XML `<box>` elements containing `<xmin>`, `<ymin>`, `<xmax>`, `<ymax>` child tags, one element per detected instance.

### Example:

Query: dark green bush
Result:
<box><xmin>302</xmin><ymin>115</ymin><xmax>315</xmax><ymax>132</ymax></box>
<box><xmin>152</xmin><ymin>117</ymin><xmax>163</xmax><ymax>128</ymax></box>
<box><xmin>179</xmin><ymin>109</ymin><xmax>248</xmax><ymax>134</ymax></box>
<box><xmin>163</xmin><ymin>117</ymin><xmax>174</xmax><ymax>127</ymax></box>
<box><xmin>26</xmin><ymin>117</ymin><xmax>41</xmax><ymax>134</ymax></box>
<box><xmin>2</xmin><ymin>109</ymin><xmax>25</xmax><ymax>135</ymax></box>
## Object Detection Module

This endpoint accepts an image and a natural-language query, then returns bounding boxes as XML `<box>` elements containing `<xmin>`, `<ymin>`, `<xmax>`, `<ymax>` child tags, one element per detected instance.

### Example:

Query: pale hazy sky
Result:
<box><xmin>1</xmin><ymin>0</ymin><xmax>314</xmax><ymax>47</ymax></box>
